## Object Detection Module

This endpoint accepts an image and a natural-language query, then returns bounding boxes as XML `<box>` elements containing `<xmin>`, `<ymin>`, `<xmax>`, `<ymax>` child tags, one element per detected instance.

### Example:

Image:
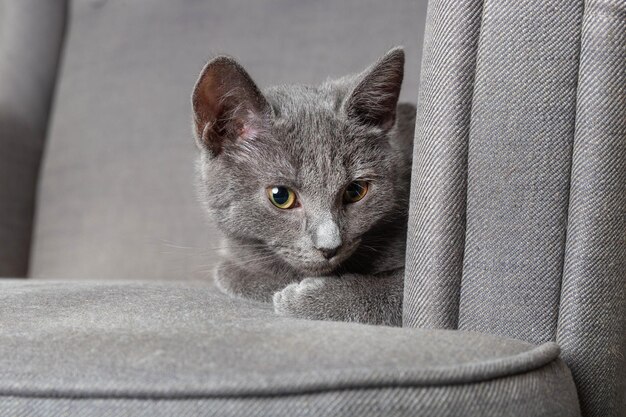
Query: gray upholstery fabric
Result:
<box><xmin>556</xmin><ymin>1</ymin><xmax>626</xmax><ymax>416</ymax></box>
<box><xmin>404</xmin><ymin>0</ymin><xmax>482</xmax><ymax>329</ymax></box>
<box><xmin>30</xmin><ymin>0</ymin><xmax>427</xmax><ymax>280</ymax></box>
<box><xmin>1</xmin><ymin>364</ymin><xmax>577</xmax><ymax>417</ymax></box>
<box><xmin>0</xmin><ymin>280</ymin><xmax>580</xmax><ymax>416</ymax></box>
<box><xmin>458</xmin><ymin>0</ymin><xmax>582</xmax><ymax>344</ymax></box>
<box><xmin>404</xmin><ymin>0</ymin><xmax>624</xmax><ymax>415</ymax></box>
<box><xmin>0</xmin><ymin>0</ymin><xmax>67</xmax><ymax>277</ymax></box>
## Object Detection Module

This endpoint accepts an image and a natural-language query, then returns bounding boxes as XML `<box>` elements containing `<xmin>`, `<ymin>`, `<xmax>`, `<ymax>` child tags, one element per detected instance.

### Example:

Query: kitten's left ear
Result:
<box><xmin>192</xmin><ymin>56</ymin><xmax>269</xmax><ymax>156</ymax></box>
<box><xmin>344</xmin><ymin>47</ymin><xmax>404</xmax><ymax>131</ymax></box>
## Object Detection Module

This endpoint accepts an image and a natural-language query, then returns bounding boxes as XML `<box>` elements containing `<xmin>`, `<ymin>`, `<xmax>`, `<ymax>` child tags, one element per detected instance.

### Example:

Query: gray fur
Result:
<box><xmin>191</xmin><ymin>48</ymin><xmax>415</xmax><ymax>326</ymax></box>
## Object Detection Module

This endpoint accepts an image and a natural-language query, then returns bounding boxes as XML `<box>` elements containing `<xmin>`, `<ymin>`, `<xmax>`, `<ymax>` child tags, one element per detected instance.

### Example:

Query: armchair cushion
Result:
<box><xmin>0</xmin><ymin>280</ymin><xmax>580</xmax><ymax>416</ymax></box>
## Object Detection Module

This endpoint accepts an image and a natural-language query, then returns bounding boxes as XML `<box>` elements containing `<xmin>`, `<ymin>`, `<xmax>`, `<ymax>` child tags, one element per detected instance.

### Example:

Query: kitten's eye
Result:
<box><xmin>343</xmin><ymin>181</ymin><xmax>369</xmax><ymax>204</ymax></box>
<box><xmin>267</xmin><ymin>186</ymin><xmax>298</xmax><ymax>209</ymax></box>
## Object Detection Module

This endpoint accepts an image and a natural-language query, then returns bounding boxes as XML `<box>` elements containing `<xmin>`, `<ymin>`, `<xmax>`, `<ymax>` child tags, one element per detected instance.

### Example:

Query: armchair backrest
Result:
<box><xmin>0</xmin><ymin>0</ymin><xmax>67</xmax><ymax>277</ymax></box>
<box><xmin>404</xmin><ymin>0</ymin><xmax>625</xmax><ymax>416</ymax></box>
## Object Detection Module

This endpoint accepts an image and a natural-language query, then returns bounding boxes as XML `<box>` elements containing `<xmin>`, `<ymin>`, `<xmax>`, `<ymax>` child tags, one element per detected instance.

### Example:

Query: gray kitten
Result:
<box><xmin>191</xmin><ymin>48</ymin><xmax>414</xmax><ymax>326</ymax></box>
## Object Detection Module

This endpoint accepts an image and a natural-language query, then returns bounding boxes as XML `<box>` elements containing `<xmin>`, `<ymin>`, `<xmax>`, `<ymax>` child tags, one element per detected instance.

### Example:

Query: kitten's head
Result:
<box><xmin>192</xmin><ymin>48</ymin><xmax>407</xmax><ymax>275</ymax></box>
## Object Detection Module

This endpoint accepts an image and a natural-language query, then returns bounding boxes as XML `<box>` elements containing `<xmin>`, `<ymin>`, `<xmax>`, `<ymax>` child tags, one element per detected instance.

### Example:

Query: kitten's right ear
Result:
<box><xmin>344</xmin><ymin>47</ymin><xmax>404</xmax><ymax>131</ymax></box>
<box><xmin>192</xmin><ymin>56</ymin><xmax>269</xmax><ymax>156</ymax></box>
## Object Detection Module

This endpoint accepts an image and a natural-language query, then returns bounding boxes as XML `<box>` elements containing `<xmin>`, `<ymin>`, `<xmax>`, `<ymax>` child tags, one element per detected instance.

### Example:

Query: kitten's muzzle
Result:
<box><xmin>296</xmin><ymin>238</ymin><xmax>359</xmax><ymax>275</ymax></box>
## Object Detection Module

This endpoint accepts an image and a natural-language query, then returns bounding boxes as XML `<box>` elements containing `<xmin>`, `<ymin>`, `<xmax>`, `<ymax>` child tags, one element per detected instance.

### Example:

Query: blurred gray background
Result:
<box><xmin>28</xmin><ymin>0</ymin><xmax>428</xmax><ymax>280</ymax></box>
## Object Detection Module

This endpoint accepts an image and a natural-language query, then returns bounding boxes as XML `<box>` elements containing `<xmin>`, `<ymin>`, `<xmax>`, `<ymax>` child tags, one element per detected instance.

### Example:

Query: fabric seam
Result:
<box><xmin>0</xmin><ymin>343</ymin><xmax>561</xmax><ymax>400</ymax></box>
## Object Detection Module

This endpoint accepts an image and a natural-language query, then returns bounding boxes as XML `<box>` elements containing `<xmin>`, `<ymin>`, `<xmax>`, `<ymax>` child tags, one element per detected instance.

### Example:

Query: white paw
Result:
<box><xmin>273</xmin><ymin>278</ymin><xmax>325</xmax><ymax>317</ymax></box>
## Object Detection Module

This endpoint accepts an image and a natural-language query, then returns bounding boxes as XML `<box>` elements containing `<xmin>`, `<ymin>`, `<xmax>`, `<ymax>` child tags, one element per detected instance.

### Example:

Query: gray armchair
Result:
<box><xmin>0</xmin><ymin>0</ymin><xmax>623</xmax><ymax>416</ymax></box>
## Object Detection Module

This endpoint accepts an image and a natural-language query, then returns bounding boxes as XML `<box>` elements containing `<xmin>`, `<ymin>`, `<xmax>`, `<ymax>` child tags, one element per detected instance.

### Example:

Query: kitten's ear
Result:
<box><xmin>192</xmin><ymin>56</ymin><xmax>269</xmax><ymax>156</ymax></box>
<box><xmin>344</xmin><ymin>47</ymin><xmax>404</xmax><ymax>131</ymax></box>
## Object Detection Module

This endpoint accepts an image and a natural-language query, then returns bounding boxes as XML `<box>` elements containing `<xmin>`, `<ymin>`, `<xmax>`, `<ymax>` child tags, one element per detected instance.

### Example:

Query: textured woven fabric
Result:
<box><xmin>457</xmin><ymin>0</ymin><xmax>583</xmax><ymax>345</ymax></box>
<box><xmin>0</xmin><ymin>280</ymin><xmax>579</xmax><ymax>416</ymax></box>
<box><xmin>404</xmin><ymin>0</ymin><xmax>483</xmax><ymax>329</ymax></box>
<box><xmin>0</xmin><ymin>0</ymin><xmax>67</xmax><ymax>276</ymax></box>
<box><xmin>0</xmin><ymin>362</ymin><xmax>579</xmax><ymax>417</ymax></box>
<box><xmin>556</xmin><ymin>1</ymin><xmax>626</xmax><ymax>416</ymax></box>
<box><xmin>29</xmin><ymin>0</ymin><xmax>426</xmax><ymax>280</ymax></box>
<box><xmin>405</xmin><ymin>0</ymin><xmax>624</xmax><ymax>414</ymax></box>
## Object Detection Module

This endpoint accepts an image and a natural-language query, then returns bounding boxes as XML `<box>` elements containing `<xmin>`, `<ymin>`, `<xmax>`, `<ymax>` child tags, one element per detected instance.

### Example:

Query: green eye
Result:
<box><xmin>267</xmin><ymin>186</ymin><xmax>298</xmax><ymax>209</ymax></box>
<box><xmin>344</xmin><ymin>181</ymin><xmax>369</xmax><ymax>203</ymax></box>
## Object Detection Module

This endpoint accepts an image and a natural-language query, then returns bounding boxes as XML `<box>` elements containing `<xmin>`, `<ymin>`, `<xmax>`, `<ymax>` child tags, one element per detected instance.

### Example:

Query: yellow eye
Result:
<box><xmin>343</xmin><ymin>181</ymin><xmax>369</xmax><ymax>203</ymax></box>
<box><xmin>267</xmin><ymin>186</ymin><xmax>298</xmax><ymax>209</ymax></box>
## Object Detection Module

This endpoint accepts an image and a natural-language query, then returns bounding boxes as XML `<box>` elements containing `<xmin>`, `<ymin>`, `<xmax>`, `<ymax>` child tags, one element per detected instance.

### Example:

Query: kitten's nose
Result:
<box><xmin>313</xmin><ymin>219</ymin><xmax>342</xmax><ymax>260</ymax></box>
<box><xmin>319</xmin><ymin>247</ymin><xmax>339</xmax><ymax>260</ymax></box>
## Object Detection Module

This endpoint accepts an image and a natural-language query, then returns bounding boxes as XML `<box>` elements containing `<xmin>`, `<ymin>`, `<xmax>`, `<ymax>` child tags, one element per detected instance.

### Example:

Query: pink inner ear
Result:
<box><xmin>235</xmin><ymin>109</ymin><xmax>263</xmax><ymax>141</ymax></box>
<box><xmin>238</xmin><ymin>122</ymin><xmax>259</xmax><ymax>141</ymax></box>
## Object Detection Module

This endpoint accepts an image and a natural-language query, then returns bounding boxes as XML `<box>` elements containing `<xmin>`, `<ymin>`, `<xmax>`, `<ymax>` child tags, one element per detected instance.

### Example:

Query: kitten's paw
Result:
<box><xmin>273</xmin><ymin>277</ymin><xmax>326</xmax><ymax>319</ymax></box>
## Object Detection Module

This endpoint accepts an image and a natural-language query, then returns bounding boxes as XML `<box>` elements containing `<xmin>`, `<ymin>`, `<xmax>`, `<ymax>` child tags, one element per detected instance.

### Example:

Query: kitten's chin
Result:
<box><xmin>295</xmin><ymin>262</ymin><xmax>339</xmax><ymax>276</ymax></box>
